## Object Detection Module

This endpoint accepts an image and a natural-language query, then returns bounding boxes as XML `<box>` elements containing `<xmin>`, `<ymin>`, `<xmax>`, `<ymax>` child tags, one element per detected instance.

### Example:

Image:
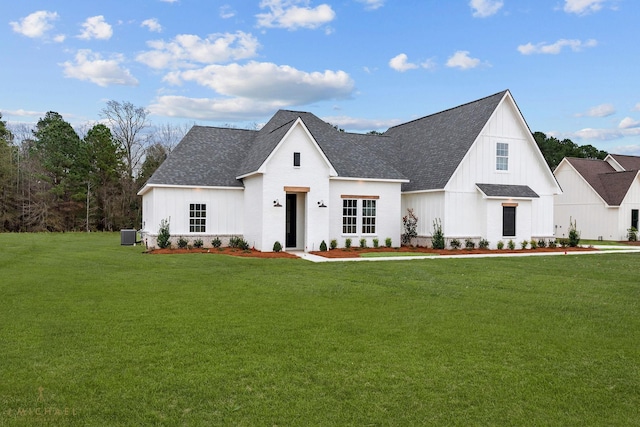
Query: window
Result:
<box><xmin>293</xmin><ymin>152</ymin><xmax>301</xmax><ymax>167</ymax></box>
<box><xmin>189</xmin><ymin>203</ymin><xmax>206</xmax><ymax>232</ymax></box>
<box><xmin>361</xmin><ymin>199</ymin><xmax>376</xmax><ymax>234</ymax></box>
<box><xmin>496</xmin><ymin>142</ymin><xmax>509</xmax><ymax>171</ymax></box>
<box><xmin>342</xmin><ymin>199</ymin><xmax>357</xmax><ymax>234</ymax></box>
<box><xmin>632</xmin><ymin>209</ymin><xmax>639</xmax><ymax>230</ymax></box>
<box><xmin>503</xmin><ymin>206</ymin><xmax>516</xmax><ymax>237</ymax></box>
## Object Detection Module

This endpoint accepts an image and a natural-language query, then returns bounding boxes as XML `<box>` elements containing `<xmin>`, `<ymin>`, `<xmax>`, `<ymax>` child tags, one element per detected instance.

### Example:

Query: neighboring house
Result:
<box><xmin>553</xmin><ymin>154</ymin><xmax>640</xmax><ymax>240</ymax></box>
<box><xmin>138</xmin><ymin>90</ymin><xmax>560</xmax><ymax>251</ymax></box>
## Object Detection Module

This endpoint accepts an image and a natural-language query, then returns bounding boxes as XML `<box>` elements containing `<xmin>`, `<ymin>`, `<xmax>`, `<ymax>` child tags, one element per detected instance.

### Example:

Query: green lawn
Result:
<box><xmin>1</xmin><ymin>233</ymin><xmax>639</xmax><ymax>426</ymax></box>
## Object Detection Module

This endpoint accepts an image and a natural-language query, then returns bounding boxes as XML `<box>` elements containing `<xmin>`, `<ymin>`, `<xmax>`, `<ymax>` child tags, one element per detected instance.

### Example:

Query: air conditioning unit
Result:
<box><xmin>121</xmin><ymin>229</ymin><xmax>138</xmax><ymax>246</ymax></box>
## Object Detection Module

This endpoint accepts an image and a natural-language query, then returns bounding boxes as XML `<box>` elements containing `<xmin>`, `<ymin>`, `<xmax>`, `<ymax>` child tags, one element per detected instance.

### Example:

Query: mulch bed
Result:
<box><xmin>146</xmin><ymin>247</ymin><xmax>298</xmax><ymax>258</ymax></box>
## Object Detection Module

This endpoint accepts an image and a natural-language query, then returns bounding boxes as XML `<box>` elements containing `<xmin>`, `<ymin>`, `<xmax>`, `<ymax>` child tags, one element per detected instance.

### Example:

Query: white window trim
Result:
<box><xmin>496</xmin><ymin>142</ymin><xmax>509</xmax><ymax>172</ymax></box>
<box><xmin>341</xmin><ymin>196</ymin><xmax>378</xmax><ymax>236</ymax></box>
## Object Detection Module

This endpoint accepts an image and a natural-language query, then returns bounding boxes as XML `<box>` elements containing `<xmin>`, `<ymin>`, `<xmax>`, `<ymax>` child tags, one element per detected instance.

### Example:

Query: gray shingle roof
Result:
<box><xmin>565</xmin><ymin>157</ymin><xmax>638</xmax><ymax>206</ymax></box>
<box><xmin>476</xmin><ymin>183</ymin><xmax>539</xmax><ymax>198</ymax></box>
<box><xmin>143</xmin><ymin>91</ymin><xmax>512</xmax><ymax>191</ymax></box>
<box><xmin>381</xmin><ymin>90</ymin><xmax>508</xmax><ymax>192</ymax></box>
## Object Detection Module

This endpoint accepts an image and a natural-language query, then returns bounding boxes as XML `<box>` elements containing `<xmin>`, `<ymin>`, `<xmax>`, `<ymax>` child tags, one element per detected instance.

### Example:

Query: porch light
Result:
<box><xmin>318</xmin><ymin>200</ymin><xmax>327</xmax><ymax>208</ymax></box>
<box><xmin>274</xmin><ymin>199</ymin><xmax>282</xmax><ymax>207</ymax></box>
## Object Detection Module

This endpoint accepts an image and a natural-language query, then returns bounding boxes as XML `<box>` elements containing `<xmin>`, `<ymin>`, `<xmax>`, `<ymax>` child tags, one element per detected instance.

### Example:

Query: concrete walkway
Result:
<box><xmin>289</xmin><ymin>245</ymin><xmax>640</xmax><ymax>263</ymax></box>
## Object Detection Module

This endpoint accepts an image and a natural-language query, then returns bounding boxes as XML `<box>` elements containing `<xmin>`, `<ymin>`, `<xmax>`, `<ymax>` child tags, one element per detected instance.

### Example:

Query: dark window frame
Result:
<box><xmin>293</xmin><ymin>152</ymin><xmax>301</xmax><ymax>167</ymax></box>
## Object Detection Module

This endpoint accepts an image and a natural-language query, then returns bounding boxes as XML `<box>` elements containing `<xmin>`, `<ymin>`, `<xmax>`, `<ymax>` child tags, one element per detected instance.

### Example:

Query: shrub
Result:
<box><xmin>507</xmin><ymin>240</ymin><xmax>515</xmax><ymax>250</ymax></box>
<box><xmin>568</xmin><ymin>217</ymin><xmax>581</xmax><ymax>247</ymax></box>
<box><xmin>530</xmin><ymin>239</ymin><xmax>537</xmax><ymax>250</ymax></box>
<box><xmin>359</xmin><ymin>238</ymin><xmax>367</xmax><ymax>248</ymax></box>
<box><xmin>273</xmin><ymin>241</ymin><xmax>282</xmax><ymax>252</ymax></box>
<box><xmin>464</xmin><ymin>238</ymin><xmax>475</xmax><ymax>250</ymax></box>
<box><xmin>385</xmin><ymin>237</ymin><xmax>392</xmax><ymax>248</ymax></box>
<box><xmin>319</xmin><ymin>240</ymin><xmax>327</xmax><ymax>252</ymax></box>
<box><xmin>373</xmin><ymin>238</ymin><xmax>379</xmax><ymax>248</ymax></box>
<box><xmin>520</xmin><ymin>240</ymin><xmax>528</xmax><ymax>250</ymax></box>
<box><xmin>628</xmin><ymin>226</ymin><xmax>638</xmax><ymax>242</ymax></box>
<box><xmin>548</xmin><ymin>239</ymin><xmax>557</xmax><ymax>248</ymax></box>
<box><xmin>431</xmin><ymin>218</ymin><xmax>445</xmax><ymax>249</ymax></box>
<box><xmin>537</xmin><ymin>238</ymin><xmax>547</xmax><ymax>248</ymax></box>
<box><xmin>345</xmin><ymin>238</ymin><xmax>352</xmax><ymax>249</ymax></box>
<box><xmin>237</xmin><ymin>238</ymin><xmax>250</xmax><ymax>250</ymax></box>
<box><xmin>229</xmin><ymin>236</ymin><xmax>249</xmax><ymax>250</ymax></box>
<box><xmin>478</xmin><ymin>238</ymin><xmax>489</xmax><ymax>249</ymax></box>
<box><xmin>450</xmin><ymin>238</ymin><xmax>461</xmax><ymax>250</ymax></box>
<box><xmin>330</xmin><ymin>239</ymin><xmax>338</xmax><ymax>250</ymax></box>
<box><xmin>177</xmin><ymin>236</ymin><xmax>189</xmax><ymax>249</ymax></box>
<box><xmin>401</xmin><ymin>208</ymin><xmax>418</xmax><ymax>246</ymax></box>
<box><xmin>212</xmin><ymin>237</ymin><xmax>222</xmax><ymax>248</ymax></box>
<box><xmin>157</xmin><ymin>218</ymin><xmax>171</xmax><ymax>249</ymax></box>
<box><xmin>497</xmin><ymin>240</ymin><xmax>504</xmax><ymax>250</ymax></box>
<box><xmin>193</xmin><ymin>238</ymin><xmax>203</xmax><ymax>248</ymax></box>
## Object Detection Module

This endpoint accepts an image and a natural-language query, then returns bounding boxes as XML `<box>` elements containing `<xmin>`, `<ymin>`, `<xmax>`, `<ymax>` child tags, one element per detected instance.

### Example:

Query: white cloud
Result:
<box><xmin>220</xmin><ymin>5</ymin><xmax>236</xmax><ymax>19</ymax></box>
<box><xmin>165</xmin><ymin>61</ymin><xmax>354</xmax><ymax>105</ymax></box>
<box><xmin>576</xmin><ymin>103</ymin><xmax>616</xmax><ymax>118</ymax></box>
<box><xmin>148</xmin><ymin>96</ymin><xmax>286</xmax><ymax>121</ymax></box>
<box><xmin>136</xmin><ymin>31</ymin><xmax>260</xmax><ymax>69</ymax></box>
<box><xmin>357</xmin><ymin>0</ymin><xmax>385</xmax><ymax>10</ymax></box>
<box><xmin>469</xmin><ymin>0</ymin><xmax>503</xmax><ymax>17</ymax></box>
<box><xmin>141</xmin><ymin>18</ymin><xmax>162</xmax><ymax>33</ymax></box>
<box><xmin>446</xmin><ymin>51</ymin><xmax>482</xmax><ymax>69</ymax></box>
<box><xmin>572</xmin><ymin>126</ymin><xmax>640</xmax><ymax>141</ymax></box>
<box><xmin>389</xmin><ymin>54</ymin><xmax>418</xmax><ymax>72</ymax></box>
<box><xmin>1</xmin><ymin>109</ymin><xmax>45</xmax><ymax>118</ymax></box>
<box><xmin>256</xmin><ymin>0</ymin><xmax>336</xmax><ymax>30</ymax></box>
<box><xmin>320</xmin><ymin>115</ymin><xmax>401</xmax><ymax>131</ymax></box>
<box><xmin>61</xmin><ymin>49</ymin><xmax>138</xmax><ymax>87</ymax></box>
<box><xmin>619</xmin><ymin>117</ymin><xmax>640</xmax><ymax>129</ymax></box>
<box><xmin>634</xmin><ymin>103</ymin><xmax>640</xmax><ymax>111</ymax></box>
<box><xmin>564</xmin><ymin>0</ymin><xmax>609</xmax><ymax>15</ymax></box>
<box><xmin>517</xmin><ymin>38</ymin><xmax>597</xmax><ymax>55</ymax></box>
<box><xmin>78</xmin><ymin>16</ymin><xmax>113</xmax><ymax>40</ymax></box>
<box><xmin>10</xmin><ymin>10</ymin><xmax>60</xmax><ymax>39</ymax></box>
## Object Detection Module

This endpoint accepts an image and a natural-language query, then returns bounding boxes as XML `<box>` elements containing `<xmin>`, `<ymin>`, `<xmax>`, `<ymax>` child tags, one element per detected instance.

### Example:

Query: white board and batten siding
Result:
<box><xmin>249</xmin><ymin>120</ymin><xmax>333</xmax><ymax>251</ymax></box>
<box><xmin>140</xmin><ymin>185</ymin><xmax>244</xmax><ymax>247</ymax></box>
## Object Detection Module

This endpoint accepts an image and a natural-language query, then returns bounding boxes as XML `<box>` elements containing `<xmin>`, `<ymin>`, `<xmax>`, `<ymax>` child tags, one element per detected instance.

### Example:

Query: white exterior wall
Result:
<box><xmin>242</xmin><ymin>175</ymin><xmax>264</xmax><ymax>249</ymax></box>
<box><xmin>140</xmin><ymin>186</ymin><xmax>243</xmax><ymax>247</ymax></box>
<box><xmin>257</xmin><ymin>122</ymin><xmax>332</xmax><ymax>251</ymax></box>
<box><xmin>618</xmin><ymin>181</ymin><xmax>640</xmax><ymax>240</ymax></box>
<box><xmin>442</xmin><ymin>95</ymin><xmax>558</xmax><ymax>245</ymax></box>
<box><xmin>401</xmin><ymin>191</ymin><xmax>445</xmax><ymax>238</ymax></box>
<box><xmin>330</xmin><ymin>179</ymin><xmax>403</xmax><ymax>248</ymax></box>
<box><xmin>553</xmin><ymin>162</ymin><xmax>618</xmax><ymax>240</ymax></box>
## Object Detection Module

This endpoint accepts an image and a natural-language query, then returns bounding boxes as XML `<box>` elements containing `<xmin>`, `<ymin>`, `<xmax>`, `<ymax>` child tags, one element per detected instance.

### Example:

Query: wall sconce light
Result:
<box><xmin>318</xmin><ymin>200</ymin><xmax>327</xmax><ymax>208</ymax></box>
<box><xmin>273</xmin><ymin>199</ymin><xmax>282</xmax><ymax>207</ymax></box>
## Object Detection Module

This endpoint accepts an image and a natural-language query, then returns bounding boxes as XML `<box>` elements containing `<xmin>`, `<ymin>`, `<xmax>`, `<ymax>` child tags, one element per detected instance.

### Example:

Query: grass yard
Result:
<box><xmin>1</xmin><ymin>233</ymin><xmax>639</xmax><ymax>426</ymax></box>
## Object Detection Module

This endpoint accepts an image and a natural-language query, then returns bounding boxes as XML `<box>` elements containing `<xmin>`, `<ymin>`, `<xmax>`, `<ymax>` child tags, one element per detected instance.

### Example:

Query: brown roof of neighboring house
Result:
<box><xmin>565</xmin><ymin>157</ymin><xmax>638</xmax><ymax>206</ymax></box>
<box><xmin>608</xmin><ymin>154</ymin><xmax>640</xmax><ymax>171</ymax></box>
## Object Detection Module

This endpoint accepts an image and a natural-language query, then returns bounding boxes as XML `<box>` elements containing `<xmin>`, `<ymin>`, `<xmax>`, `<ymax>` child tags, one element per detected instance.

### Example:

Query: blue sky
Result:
<box><xmin>2</xmin><ymin>0</ymin><xmax>639</xmax><ymax>154</ymax></box>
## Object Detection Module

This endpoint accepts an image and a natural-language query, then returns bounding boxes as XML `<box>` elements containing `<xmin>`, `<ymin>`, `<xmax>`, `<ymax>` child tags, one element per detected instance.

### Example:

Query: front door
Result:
<box><xmin>286</xmin><ymin>194</ymin><xmax>297</xmax><ymax>248</ymax></box>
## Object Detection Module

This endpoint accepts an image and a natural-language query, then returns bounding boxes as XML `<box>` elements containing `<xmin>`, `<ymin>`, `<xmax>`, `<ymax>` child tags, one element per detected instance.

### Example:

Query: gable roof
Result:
<box><xmin>563</xmin><ymin>157</ymin><xmax>638</xmax><ymax>206</ymax></box>
<box><xmin>607</xmin><ymin>154</ymin><xmax>640</xmax><ymax>171</ymax></box>
<box><xmin>380</xmin><ymin>90</ymin><xmax>508</xmax><ymax>192</ymax></box>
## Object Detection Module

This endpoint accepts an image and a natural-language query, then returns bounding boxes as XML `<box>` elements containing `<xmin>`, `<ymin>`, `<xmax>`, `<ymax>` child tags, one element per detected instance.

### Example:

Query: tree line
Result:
<box><xmin>0</xmin><ymin>101</ymin><xmax>189</xmax><ymax>232</ymax></box>
<box><xmin>0</xmin><ymin>106</ymin><xmax>608</xmax><ymax>233</ymax></box>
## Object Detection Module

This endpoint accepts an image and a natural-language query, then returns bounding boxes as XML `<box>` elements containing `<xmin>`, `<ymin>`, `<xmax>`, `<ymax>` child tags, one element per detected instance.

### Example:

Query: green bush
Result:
<box><xmin>273</xmin><ymin>241</ymin><xmax>282</xmax><ymax>252</ymax></box>
<box><xmin>385</xmin><ymin>237</ymin><xmax>392</xmax><ymax>248</ymax></box>
<box><xmin>497</xmin><ymin>240</ymin><xmax>504</xmax><ymax>250</ymax></box>
<box><xmin>507</xmin><ymin>240</ymin><xmax>515</xmax><ymax>250</ymax></box>
<box><xmin>345</xmin><ymin>238</ymin><xmax>352</xmax><ymax>249</ymax></box>
<box><xmin>401</xmin><ymin>208</ymin><xmax>418</xmax><ymax>246</ymax></box>
<box><xmin>156</xmin><ymin>218</ymin><xmax>171</xmax><ymax>249</ymax></box>
<box><xmin>558</xmin><ymin>238</ymin><xmax>569</xmax><ymax>248</ymax></box>
<box><xmin>431</xmin><ymin>218</ymin><xmax>445</xmax><ymax>249</ymax></box>
<box><xmin>359</xmin><ymin>238</ymin><xmax>367</xmax><ymax>248</ymax></box>
<box><xmin>229</xmin><ymin>236</ymin><xmax>249</xmax><ymax>250</ymax></box>
<box><xmin>373</xmin><ymin>238</ymin><xmax>379</xmax><ymax>248</ymax></box>
<box><xmin>520</xmin><ymin>240</ymin><xmax>528</xmax><ymax>250</ymax></box>
<box><xmin>568</xmin><ymin>217</ymin><xmax>581</xmax><ymax>247</ymax></box>
<box><xmin>628</xmin><ymin>227</ymin><xmax>638</xmax><ymax>242</ymax></box>
<box><xmin>464</xmin><ymin>239</ymin><xmax>475</xmax><ymax>250</ymax></box>
<box><xmin>548</xmin><ymin>239</ymin><xmax>557</xmax><ymax>248</ymax></box>
<box><xmin>193</xmin><ymin>238</ymin><xmax>203</xmax><ymax>248</ymax></box>
<box><xmin>479</xmin><ymin>239</ymin><xmax>489</xmax><ymax>249</ymax></box>
<box><xmin>212</xmin><ymin>237</ymin><xmax>222</xmax><ymax>248</ymax></box>
<box><xmin>530</xmin><ymin>239</ymin><xmax>537</xmax><ymax>250</ymax></box>
<box><xmin>330</xmin><ymin>239</ymin><xmax>338</xmax><ymax>250</ymax></box>
<box><xmin>177</xmin><ymin>236</ymin><xmax>189</xmax><ymax>249</ymax></box>
<box><xmin>319</xmin><ymin>240</ymin><xmax>327</xmax><ymax>251</ymax></box>
<box><xmin>537</xmin><ymin>238</ymin><xmax>546</xmax><ymax>248</ymax></box>
<box><xmin>450</xmin><ymin>239</ymin><xmax>461</xmax><ymax>250</ymax></box>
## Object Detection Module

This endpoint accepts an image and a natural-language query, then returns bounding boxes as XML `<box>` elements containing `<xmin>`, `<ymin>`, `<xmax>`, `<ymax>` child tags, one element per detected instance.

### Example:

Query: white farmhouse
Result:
<box><xmin>138</xmin><ymin>90</ymin><xmax>560</xmax><ymax>251</ymax></box>
<box><xmin>554</xmin><ymin>154</ymin><xmax>640</xmax><ymax>240</ymax></box>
